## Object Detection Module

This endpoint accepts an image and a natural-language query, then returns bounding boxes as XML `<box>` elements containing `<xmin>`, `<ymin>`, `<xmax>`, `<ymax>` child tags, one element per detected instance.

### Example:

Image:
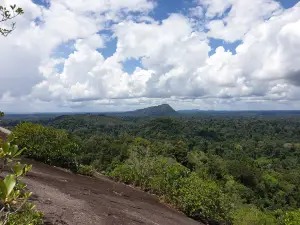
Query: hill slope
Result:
<box><xmin>118</xmin><ymin>104</ymin><xmax>178</xmax><ymax>117</ymax></box>
<box><xmin>24</xmin><ymin>159</ymin><xmax>202</xmax><ymax>225</ymax></box>
<box><xmin>0</xmin><ymin>129</ymin><xmax>201</xmax><ymax>225</ymax></box>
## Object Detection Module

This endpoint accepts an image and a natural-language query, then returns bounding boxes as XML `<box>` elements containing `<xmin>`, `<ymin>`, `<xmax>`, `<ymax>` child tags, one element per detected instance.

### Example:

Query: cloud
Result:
<box><xmin>204</xmin><ymin>0</ymin><xmax>282</xmax><ymax>42</ymax></box>
<box><xmin>0</xmin><ymin>0</ymin><xmax>155</xmax><ymax>105</ymax></box>
<box><xmin>1</xmin><ymin>0</ymin><xmax>300</xmax><ymax>111</ymax></box>
<box><xmin>200</xmin><ymin>0</ymin><xmax>232</xmax><ymax>18</ymax></box>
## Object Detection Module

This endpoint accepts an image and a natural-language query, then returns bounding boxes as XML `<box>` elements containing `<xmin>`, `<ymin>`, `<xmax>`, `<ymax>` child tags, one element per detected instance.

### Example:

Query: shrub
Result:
<box><xmin>176</xmin><ymin>172</ymin><xmax>233</xmax><ymax>223</ymax></box>
<box><xmin>110</xmin><ymin>155</ymin><xmax>233</xmax><ymax>223</ymax></box>
<box><xmin>110</xmin><ymin>155</ymin><xmax>189</xmax><ymax>193</ymax></box>
<box><xmin>109</xmin><ymin>163</ymin><xmax>134</xmax><ymax>184</ymax></box>
<box><xmin>232</xmin><ymin>206</ymin><xmax>276</xmax><ymax>225</ymax></box>
<box><xmin>77</xmin><ymin>165</ymin><xmax>94</xmax><ymax>176</ymax></box>
<box><xmin>279</xmin><ymin>209</ymin><xmax>300</xmax><ymax>225</ymax></box>
<box><xmin>12</xmin><ymin>123</ymin><xmax>80</xmax><ymax>170</ymax></box>
<box><xmin>148</xmin><ymin>158</ymin><xmax>189</xmax><ymax>198</ymax></box>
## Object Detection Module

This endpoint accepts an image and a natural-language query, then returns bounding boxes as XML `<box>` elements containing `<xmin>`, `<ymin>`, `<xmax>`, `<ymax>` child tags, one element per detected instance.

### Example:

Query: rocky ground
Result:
<box><xmin>0</xmin><ymin>127</ymin><xmax>11</xmax><ymax>141</ymax></box>
<box><xmin>22</xmin><ymin>159</ymin><xmax>202</xmax><ymax>225</ymax></box>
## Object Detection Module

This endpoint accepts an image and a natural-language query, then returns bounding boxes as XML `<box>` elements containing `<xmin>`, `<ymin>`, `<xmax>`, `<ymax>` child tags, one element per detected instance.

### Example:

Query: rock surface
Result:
<box><xmin>22</xmin><ymin>159</ymin><xmax>202</xmax><ymax>225</ymax></box>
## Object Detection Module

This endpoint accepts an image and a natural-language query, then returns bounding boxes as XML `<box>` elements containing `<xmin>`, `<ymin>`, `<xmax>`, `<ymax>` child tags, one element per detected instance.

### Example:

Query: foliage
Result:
<box><xmin>176</xmin><ymin>172</ymin><xmax>233</xmax><ymax>223</ymax></box>
<box><xmin>6</xmin><ymin>113</ymin><xmax>300</xmax><ymax>224</ymax></box>
<box><xmin>0</xmin><ymin>4</ymin><xmax>24</xmax><ymax>37</ymax></box>
<box><xmin>6</xmin><ymin>203</ymin><xmax>43</xmax><ymax>225</ymax></box>
<box><xmin>232</xmin><ymin>206</ymin><xmax>276</xmax><ymax>225</ymax></box>
<box><xmin>77</xmin><ymin>165</ymin><xmax>94</xmax><ymax>176</ymax></box>
<box><xmin>110</xmin><ymin>143</ymin><xmax>232</xmax><ymax>223</ymax></box>
<box><xmin>81</xmin><ymin>135</ymin><xmax>131</xmax><ymax>172</ymax></box>
<box><xmin>12</xmin><ymin>123</ymin><xmax>80</xmax><ymax>171</ymax></box>
<box><xmin>0</xmin><ymin>140</ymin><xmax>42</xmax><ymax>224</ymax></box>
<box><xmin>279</xmin><ymin>209</ymin><xmax>300</xmax><ymax>225</ymax></box>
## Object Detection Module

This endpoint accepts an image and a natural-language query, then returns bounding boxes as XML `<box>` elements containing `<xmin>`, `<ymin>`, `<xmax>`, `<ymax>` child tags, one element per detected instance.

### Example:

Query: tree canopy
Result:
<box><xmin>5</xmin><ymin>113</ymin><xmax>300</xmax><ymax>224</ymax></box>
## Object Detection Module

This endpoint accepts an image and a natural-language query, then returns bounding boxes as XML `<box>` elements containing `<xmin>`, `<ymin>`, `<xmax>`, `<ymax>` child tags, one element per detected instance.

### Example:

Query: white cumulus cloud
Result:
<box><xmin>1</xmin><ymin>0</ymin><xmax>300</xmax><ymax>112</ymax></box>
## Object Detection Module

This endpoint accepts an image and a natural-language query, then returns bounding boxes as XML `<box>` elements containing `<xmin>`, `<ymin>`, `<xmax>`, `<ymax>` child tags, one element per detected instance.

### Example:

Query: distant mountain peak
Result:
<box><xmin>122</xmin><ymin>104</ymin><xmax>177</xmax><ymax>117</ymax></box>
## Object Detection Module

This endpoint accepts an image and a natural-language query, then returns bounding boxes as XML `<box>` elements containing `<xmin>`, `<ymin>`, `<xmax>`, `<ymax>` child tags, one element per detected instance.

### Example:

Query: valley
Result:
<box><xmin>2</xmin><ymin>104</ymin><xmax>300</xmax><ymax>224</ymax></box>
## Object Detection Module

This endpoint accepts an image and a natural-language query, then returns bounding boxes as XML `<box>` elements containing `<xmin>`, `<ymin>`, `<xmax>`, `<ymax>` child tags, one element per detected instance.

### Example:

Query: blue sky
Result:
<box><xmin>279</xmin><ymin>0</ymin><xmax>299</xmax><ymax>8</ymax></box>
<box><xmin>152</xmin><ymin>0</ymin><xmax>299</xmax><ymax>20</ymax></box>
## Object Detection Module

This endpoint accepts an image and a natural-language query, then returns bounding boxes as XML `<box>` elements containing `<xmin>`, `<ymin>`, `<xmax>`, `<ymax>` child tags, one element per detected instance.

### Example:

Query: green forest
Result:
<box><xmin>3</xmin><ymin>113</ymin><xmax>300</xmax><ymax>224</ymax></box>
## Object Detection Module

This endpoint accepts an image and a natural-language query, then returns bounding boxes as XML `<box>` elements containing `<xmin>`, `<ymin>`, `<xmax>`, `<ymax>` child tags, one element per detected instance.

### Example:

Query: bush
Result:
<box><xmin>77</xmin><ymin>164</ymin><xmax>94</xmax><ymax>176</ymax></box>
<box><xmin>110</xmin><ymin>163</ymin><xmax>134</xmax><ymax>184</ymax></box>
<box><xmin>176</xmin><ymin>172</ymin><xmax>233</xmax><ymax>223</ymax></box>
<box><xmin>12</xmin><ymin>123</ymin><xmax>80</xmax><ymax>170</ymax></box>
<box><xmin>232</xmin><ymin>206</ymin><xmax>276</xmax><ymax>225</ymax></box>
<box><xmin>148</xmin><ymin>158</ymin><xmax>189</xmax><ymax>198</ymax></box>
<box><xmin>279</xmin><ymin>209</ymin><xmax>300</xmax><ymax>225</ymax></box>
<box><xmin>110</xmin><ymin>155</ymin><xmax>233</xmax><ymax>223</ymax></box>
<box><xmin>110</xmin><ymin>155</ymin><xmax>189</xmax><ymax>193</ymax></box>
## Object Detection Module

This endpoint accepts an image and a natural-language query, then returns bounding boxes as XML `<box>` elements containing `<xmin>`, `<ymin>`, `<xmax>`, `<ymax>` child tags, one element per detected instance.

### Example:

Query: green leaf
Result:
<box><xmin>13</xmin><ymin>147</ymin><xmax>26</xmax><ymax>158</ymax></box>
<box><xmin>0</xmin><ymin>151</ymin><xmax>5</xmax><ymax>159</ymax></box>
<box><xmin>16</xmin><ymin>180</ymin><xmax>26</xmax><ymax>189</ymax></box>
<box><xmin>4</xmin><ymin>10</ymin><xmax>10</xmax><ymax>18</ymax></box>
<box><xmin>3</xmin><ymin>175</ymin><xmax>16</xmax><ymax>198</ymax></box>
<box><xmin>27</xmin><ymin>203</ymin><xmax>35</xmax><ymax>210</ymax></box>
<box><xmin>23</xmin><ymin>164</ymin><xmax>32</xmax><ymax>174</ymax></box>
<box><xmin>11</xmin><ymin>145</ymin><xmax>18</xmax><ymax>156</ymax></box>
<box><xmin>16</xmin><ymin>8</ymin><xmax>24</xmax><ymax>14</ymax></box>
<box><xmin>2</xmin><ymin>142</ymin><xmax>10</xmax><ymax>154</ymax></box>
<box><xmin>12</xmin><ymin>162</ymin><xmax>23</xmax><ymax>177</ymax></box>
<box><xmin>0</xmin><ymin>179</ymin><xmax>7</xmax><ymax>199</ymax></box>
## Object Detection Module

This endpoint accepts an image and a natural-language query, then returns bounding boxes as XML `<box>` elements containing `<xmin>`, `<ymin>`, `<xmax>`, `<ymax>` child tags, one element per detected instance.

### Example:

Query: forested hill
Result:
<box><xmin>109</xmin><ymin>104</ymin><xmax>178</xmax><ymax>116</ymax></box>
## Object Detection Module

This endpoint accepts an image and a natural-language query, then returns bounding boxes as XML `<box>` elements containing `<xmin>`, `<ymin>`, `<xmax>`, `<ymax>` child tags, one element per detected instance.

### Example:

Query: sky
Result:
<box><xmin>0</xmin><ymin>0</ymin><xmax>300</xmax><ymax>112</ymax></box>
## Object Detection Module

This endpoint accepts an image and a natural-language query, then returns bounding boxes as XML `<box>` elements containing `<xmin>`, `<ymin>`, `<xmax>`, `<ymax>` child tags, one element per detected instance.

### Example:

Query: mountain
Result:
<box><xmin>116</xmin><ymin>104</ymin><xmax>178</xmax><ymax>117</ymax></box>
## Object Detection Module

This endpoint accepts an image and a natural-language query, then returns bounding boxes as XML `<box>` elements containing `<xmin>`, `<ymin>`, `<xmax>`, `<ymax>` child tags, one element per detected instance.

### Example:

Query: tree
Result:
<box><xmin>0</xmin><ymin>4</ymin><xmax>24</xmax><ymax>37</ymax></box>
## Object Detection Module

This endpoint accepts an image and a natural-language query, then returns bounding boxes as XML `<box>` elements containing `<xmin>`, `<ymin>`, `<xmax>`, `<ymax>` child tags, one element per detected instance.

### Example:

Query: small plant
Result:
<box><xmin>6</xmin><ymin>204</ymin><xmax>43</xmax><ymax>225</ymax></box>
<box><xmin>0</xmin><ymin>141</ymin><xmax>42</xmax><ymax>224</ymax></box>
<box><xmin>77</xmin><ymin>165</ymin><xmax>94</xmax><ymax>176</ymax></box>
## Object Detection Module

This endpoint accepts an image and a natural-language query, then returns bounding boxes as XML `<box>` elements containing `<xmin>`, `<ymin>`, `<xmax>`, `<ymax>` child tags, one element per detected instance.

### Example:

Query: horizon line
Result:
<box><xmin>3</xmin><ymin>109</ymin><xmax>300</xmax><ymax>115</ymax></box>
